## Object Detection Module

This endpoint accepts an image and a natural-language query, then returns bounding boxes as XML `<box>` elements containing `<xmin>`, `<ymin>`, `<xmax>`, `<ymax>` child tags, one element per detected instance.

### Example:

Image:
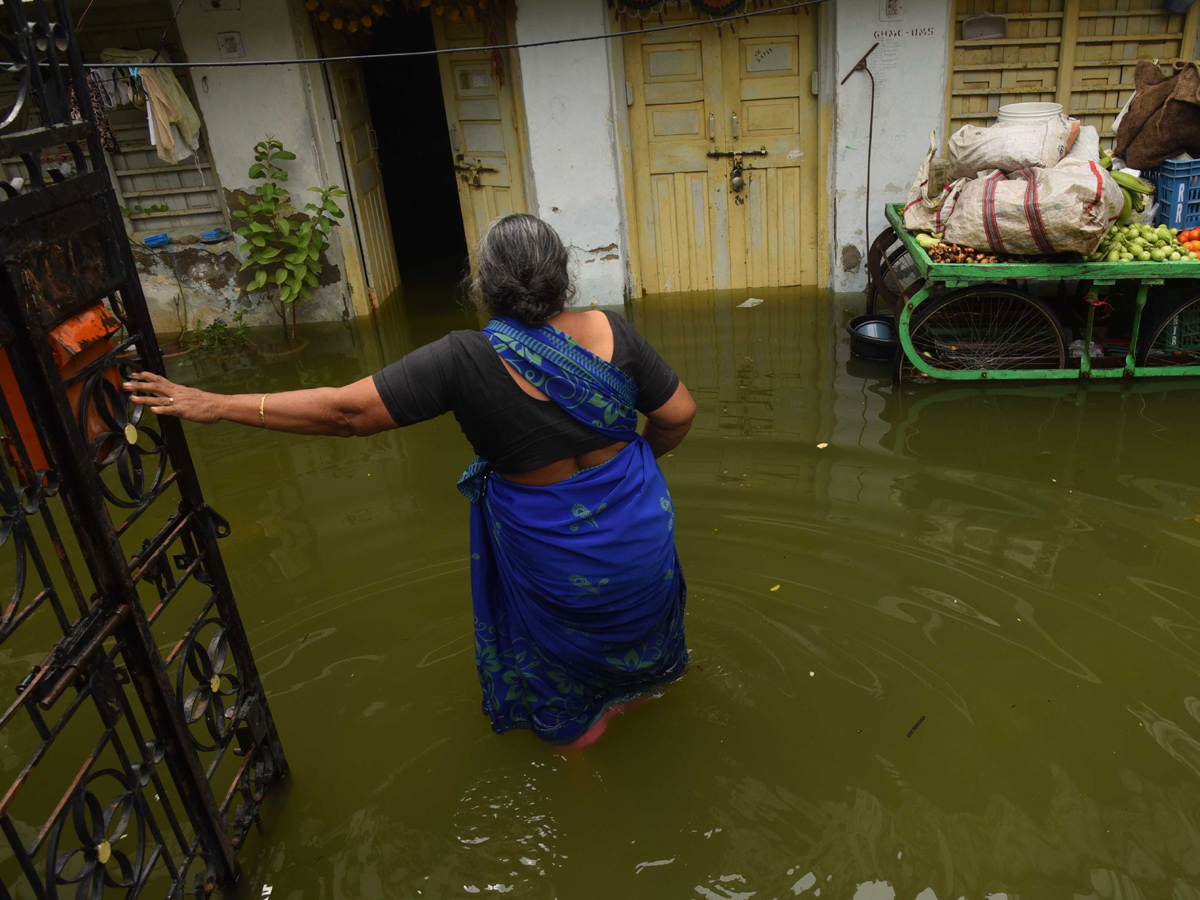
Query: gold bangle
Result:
<box><xmin>259</xmin><ymin>393</ymin><xmax>270</xmax><ymax>429</ymax></box>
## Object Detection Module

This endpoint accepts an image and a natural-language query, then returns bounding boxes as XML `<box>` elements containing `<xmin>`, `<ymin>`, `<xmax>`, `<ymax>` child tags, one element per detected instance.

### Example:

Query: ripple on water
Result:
<box><xmin>175</xmin><ymin>298</ymin><xmax>1200</xmax><ymax>898</ymax></box>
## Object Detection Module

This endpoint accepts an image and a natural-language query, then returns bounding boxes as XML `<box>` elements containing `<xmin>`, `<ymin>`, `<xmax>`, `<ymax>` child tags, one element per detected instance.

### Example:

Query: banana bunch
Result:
<box><xmin>1111</xmin><ymin>169</ymin><xmax>1154</xmax><ymax>225</ymax></box>
<box><xmin>1100</xmin><ymin>148</ymin><xmax>1115</xmax><ymax>170</ymax></box>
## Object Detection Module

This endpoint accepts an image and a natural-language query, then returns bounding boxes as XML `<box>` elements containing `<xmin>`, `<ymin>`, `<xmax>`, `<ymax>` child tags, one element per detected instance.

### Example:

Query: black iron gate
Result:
<box><xmin>0</xmin><ymin>1</ymin><xmax>287</xmax><ymax>896</ymax></box>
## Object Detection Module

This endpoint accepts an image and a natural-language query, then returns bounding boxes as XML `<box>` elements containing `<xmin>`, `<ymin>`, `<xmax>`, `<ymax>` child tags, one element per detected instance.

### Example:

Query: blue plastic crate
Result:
<box><xmin>1143</xmin><ymin>158</ymin><xmax>1200</xmax><ymax>230</ymax></box>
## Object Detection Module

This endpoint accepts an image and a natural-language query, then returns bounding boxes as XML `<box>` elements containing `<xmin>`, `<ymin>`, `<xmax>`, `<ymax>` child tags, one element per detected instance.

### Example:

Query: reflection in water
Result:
<box><xmin>161</xmin><ymin>284</ymin><xmax>1200</xmax><ymax>898</ymax></box>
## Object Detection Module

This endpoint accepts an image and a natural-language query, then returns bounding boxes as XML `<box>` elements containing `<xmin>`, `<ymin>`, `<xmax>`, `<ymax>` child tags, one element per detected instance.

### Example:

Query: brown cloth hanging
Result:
<box><xmin>70</xmin><ymin>71</ymin><xmax>120</xmax><ymax>153</ymax></box>
<box><xmin>1115</xmin><ymin>60</ymin><xmax>1200</xmax><ymax>169</ymax></box>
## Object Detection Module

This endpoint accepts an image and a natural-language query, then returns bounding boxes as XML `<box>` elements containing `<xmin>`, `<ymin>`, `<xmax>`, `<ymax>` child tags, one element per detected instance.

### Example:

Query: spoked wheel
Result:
<box><xmin>895</xmin><ymin>287</ymin><xmax>1068</xmax><ymax>384</ymax></box>
<box><xmin>1137</xmin><ymin>294</ymin><xmax>1200</xmax><ymax>368</ymax></box>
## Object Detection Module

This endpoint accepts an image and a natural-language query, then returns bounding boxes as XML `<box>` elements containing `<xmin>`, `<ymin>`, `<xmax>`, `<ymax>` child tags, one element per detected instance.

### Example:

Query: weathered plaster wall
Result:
<box><xmin>134</xmin><ymin>240</ymin><xmax>244</xmax><ymax>336</ymax></box>
<box><xmin>514</xmin><ymin>0</ymin><xmax>628</xmax><ymax>308</ymax></box>
<box><xmin>832</xmin><ymin>0</ymin><xmax>951</xmax><ymax>292</ymax></box>
<box><xmin>149</xmin><ymin>0</ymin><xmax>352</xmax><ymax>329</ymax></box>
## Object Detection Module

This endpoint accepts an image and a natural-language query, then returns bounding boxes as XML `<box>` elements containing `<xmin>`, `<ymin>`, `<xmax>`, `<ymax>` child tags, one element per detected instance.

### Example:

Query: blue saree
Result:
<box><xmin>457</xmin><ymin>316</ymin><xmax>688</xmax><ymax>743</ymax></box>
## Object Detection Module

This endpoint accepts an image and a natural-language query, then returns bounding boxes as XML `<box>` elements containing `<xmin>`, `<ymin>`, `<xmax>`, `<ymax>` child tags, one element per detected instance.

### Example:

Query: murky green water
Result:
<box><xmin>171</xmin><ymin>285</ymin><xmax>1200</xmax><ymax>899</ymax></box>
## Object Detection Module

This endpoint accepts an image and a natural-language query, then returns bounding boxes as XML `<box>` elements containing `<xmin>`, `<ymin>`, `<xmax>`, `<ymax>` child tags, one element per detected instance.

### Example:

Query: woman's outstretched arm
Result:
<box><xmin>124</xmin><ymin>371</ymin><xmax>397</xmax><ymax>437</ymax></box>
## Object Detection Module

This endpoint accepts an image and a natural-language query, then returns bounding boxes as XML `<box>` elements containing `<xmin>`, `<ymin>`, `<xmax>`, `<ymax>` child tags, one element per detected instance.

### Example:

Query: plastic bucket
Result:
<box><xmin>997</xmin><ymin>102</ymin><xmax>1063</xmax><ymax>122</ymax></box>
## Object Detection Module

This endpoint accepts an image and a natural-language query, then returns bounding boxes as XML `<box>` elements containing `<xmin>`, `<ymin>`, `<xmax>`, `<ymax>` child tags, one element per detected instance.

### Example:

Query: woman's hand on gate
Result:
<box><xmin>124</xmin><ymin>371</ymin><xmax>221</xmax><ymax>424</ymax></box>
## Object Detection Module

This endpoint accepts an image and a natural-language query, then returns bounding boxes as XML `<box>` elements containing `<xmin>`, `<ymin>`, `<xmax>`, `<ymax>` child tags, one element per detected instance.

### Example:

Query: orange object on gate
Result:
<box><xmin>0</xmin><ymin>303</ymin><xmax>123</xmax><ymax>485</ymax></box>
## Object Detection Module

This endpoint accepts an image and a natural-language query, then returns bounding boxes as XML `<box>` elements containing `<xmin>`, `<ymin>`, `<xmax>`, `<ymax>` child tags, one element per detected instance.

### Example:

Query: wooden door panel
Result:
<box><xmin>722</xmin><ymin>13</ymin><xmax>817</xmax><ymax>289</ymax></box>
<box><xmin>648</xmin><ymin>171</ymin><xmax>718</xmax><ymax>293</ymax></box>
<box><xmin>329</xmin><ymin>61</ymin><xmax>401</xmax><ymax>304</ymax></box>
<box><xmin>643</xmin><ymin>41</ymin><xmax>705</xmax><ymax>80</ymax></box>
<box><xmin>625</xmin><ymin>21</ymin><xmax>727</xmax><ymax>294</ymax></box>
<box><xmin>434</xmin><ymin>19</ymin><xmax>527</xmax><ymax>263</ymax></box>
<box><xmin>742</xmin><ymin>98</ymin><xmax>801</xmax><ymax>140</ymax></box>
<box><xmin>644</xmin><ymin>82</ymin><xmax>707</xmax><ymax>105</ymax></box>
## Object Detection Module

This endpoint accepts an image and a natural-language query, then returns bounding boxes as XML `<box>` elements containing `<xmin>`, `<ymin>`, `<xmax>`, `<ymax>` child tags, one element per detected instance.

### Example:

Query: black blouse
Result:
<box><xmin>371</xmin><ymin>311</ymin><xmax>680</xmax><ymax>473</ymax></box>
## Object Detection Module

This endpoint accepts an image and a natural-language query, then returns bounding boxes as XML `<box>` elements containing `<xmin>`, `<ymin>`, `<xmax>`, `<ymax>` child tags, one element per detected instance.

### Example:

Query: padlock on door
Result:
<box><xmin>730</xmin><ymin>162</ymin><xmax>745</xmax><ymax>193</ymax></box>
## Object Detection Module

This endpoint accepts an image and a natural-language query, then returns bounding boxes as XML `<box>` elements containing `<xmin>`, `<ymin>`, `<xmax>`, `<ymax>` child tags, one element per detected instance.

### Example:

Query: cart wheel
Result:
<box><xmin>1137</xmin><ymin>294</ymin><xmax>1200</xmax><ymax>367</ymax></box>
<box><xmin>895</xmin><ymin>287</ymin><xmax>1068</xmax><ymax>384</ymax></box>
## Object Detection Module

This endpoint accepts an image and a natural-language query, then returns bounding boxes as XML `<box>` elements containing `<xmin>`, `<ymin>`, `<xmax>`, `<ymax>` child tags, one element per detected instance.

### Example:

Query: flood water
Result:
<box><xmin>170</xmin><ymin>284</ymin><xmax>1200</xmax><ymax>899</ymax></box>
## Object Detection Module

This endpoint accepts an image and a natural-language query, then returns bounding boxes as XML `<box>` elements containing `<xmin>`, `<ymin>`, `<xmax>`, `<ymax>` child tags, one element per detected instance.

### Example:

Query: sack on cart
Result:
<box><xmin>946</xmin><ymin>114</ymin><xmax>1080</xmax><ymax>180</ymax></box>
<box><xmin>942</xmin><ymin>126</ymin><xmax>1123</xmax><ymax>256</ymax></box>
<box><xmin>1115</xmin><ymin>60</ymin><xmax>1200</xmax><ymax>169</ymax></box>
<box><xmin>902</xmin><ymin>131</ymin><xmax>970</xmax><ymax>234</ymax></box>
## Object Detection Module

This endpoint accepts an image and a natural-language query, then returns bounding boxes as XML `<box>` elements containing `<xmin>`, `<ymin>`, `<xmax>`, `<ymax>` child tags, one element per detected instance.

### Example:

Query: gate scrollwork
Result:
<box><xmin>0</xmin><ymin>0</ymin><xmax>288</xmax><ymax>897</ymax></box>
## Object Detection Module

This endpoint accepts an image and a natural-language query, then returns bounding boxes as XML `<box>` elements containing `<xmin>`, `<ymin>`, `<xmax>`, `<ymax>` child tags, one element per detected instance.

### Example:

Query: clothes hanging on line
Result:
<box><xmin>100</xmin><ymin>47</ymin><xmax>202</xmax><ymax>165</ymax></box>
<box><xmin>91</xmin><ymin>68</ymin><xmax>118</xmax><ymax>110</ymax></box>
<box><xmin>69</xmin><ymin>71</ymin><xmax>120</xmax><ymax>153</ymax></box>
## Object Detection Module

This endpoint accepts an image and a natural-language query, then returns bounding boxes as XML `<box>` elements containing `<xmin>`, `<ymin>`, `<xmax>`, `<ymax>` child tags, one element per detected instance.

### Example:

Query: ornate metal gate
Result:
<box><xmin>0</xmin><ymin>1</ymin><xmax>287</xmax><ymax>896</ymax></box>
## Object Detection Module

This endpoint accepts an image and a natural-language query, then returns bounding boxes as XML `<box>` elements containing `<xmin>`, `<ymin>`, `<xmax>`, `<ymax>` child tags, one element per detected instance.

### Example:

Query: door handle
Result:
<box><xmin>369</xmin><ymin>128</ymin><xmax>379</xmax><ymax>151</ymax></box>
<box><xmin>732</xmin><ymin>112</ymin><xmax>738</xmax><ymax>139</ymax></box>
<box><xmin>709</xmin><ymin>113</ymin><xmax>715</xmax><ymax>142</ymax></box>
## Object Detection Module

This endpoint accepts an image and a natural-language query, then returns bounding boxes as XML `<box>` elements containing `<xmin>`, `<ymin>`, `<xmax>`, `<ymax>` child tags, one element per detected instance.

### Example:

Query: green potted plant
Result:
<box><xmin>234</xmin><ymin>136</ymin><xmax>346</xmax><ymax>341</ymax></box>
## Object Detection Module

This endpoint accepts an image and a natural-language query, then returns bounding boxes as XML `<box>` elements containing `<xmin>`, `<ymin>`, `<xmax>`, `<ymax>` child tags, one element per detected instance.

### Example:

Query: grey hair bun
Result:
<box><xmin>471</xmin><ymin>214</ymin><xmax>574</xmax><ymax>326</ymax></box>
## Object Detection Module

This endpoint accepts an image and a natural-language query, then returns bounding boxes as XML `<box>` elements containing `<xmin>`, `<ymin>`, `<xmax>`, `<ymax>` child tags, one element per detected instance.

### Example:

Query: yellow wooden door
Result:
<box><xmin>433</xmin><ymin>18</ymin><xmax>528</xmax><ymax>265</ymax></box>
<box><xmin>623</xmin><ymin>11</ymin><xmax>819</xmax><ymax>294</ymax></box>
<box><xmin>720</xmin><ymin>14</ymin><xmax>819</xmax><ymax>290</ymax></box>
<box><xmin>328</xmin><ymin>60</ymin><xmax>401</xmax><ymax>306</ymax></box>
<box><xmin>624</xmin><ymin>23</ymin><xmax>729</xmax><ymax>294</ymax></box>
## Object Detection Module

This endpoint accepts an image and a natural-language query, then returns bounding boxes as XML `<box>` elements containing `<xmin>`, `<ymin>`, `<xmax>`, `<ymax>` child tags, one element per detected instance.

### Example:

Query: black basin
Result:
<box><xmin>847</xmin><ymin>313</ymin><xmax>898</xmax><ymax>362</ymax></box>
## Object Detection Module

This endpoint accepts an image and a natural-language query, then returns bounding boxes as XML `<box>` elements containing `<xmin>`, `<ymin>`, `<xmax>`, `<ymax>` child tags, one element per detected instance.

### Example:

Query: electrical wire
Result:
<box><xmin>149</xmin><ymin>0</ymin><xmax>189</xmax><ymax>63</ymax></box>
<box><xmin>84</xmin><ymin>0</ymin><xmax>828</xmax><ymax>70</ymax></box>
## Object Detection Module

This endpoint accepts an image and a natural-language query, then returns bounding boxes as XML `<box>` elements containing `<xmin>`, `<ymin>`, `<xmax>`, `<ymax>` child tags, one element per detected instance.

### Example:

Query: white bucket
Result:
<box><xmin>997</xmin><ymin>101</ymin><xmax>1064</xmax><ymax>122</ymax></box>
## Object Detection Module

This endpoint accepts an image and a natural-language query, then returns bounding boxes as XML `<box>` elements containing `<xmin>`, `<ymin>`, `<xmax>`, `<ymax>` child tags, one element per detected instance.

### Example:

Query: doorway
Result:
<box><xmin>362</xmin><ymin>11</ymin><xmax>469</xmax><ymax>292</ymax></box>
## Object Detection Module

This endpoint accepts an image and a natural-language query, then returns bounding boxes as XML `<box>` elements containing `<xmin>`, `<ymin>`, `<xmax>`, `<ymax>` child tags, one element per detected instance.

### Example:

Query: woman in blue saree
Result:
<box><xmin>124</xmin><ymin>214</ymin><xmax>697</xmax><ymax>746</ymax></box>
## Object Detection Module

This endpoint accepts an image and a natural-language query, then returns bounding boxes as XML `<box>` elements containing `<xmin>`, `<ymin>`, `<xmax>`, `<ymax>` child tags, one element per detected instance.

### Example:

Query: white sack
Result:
<box><xmin>946</xmin><ymin>114</ymin><xmax>1080</xmax><ymax>180</ymax></box>
<box><xmin>941</xmin><ymin>125</ymin><xmax>1124</xmax><ymax>256</ymax></box>
<box><xmin>902</xmin><ymin>131</ymin><xmax>970</xmax><ymax>234</ymax></box>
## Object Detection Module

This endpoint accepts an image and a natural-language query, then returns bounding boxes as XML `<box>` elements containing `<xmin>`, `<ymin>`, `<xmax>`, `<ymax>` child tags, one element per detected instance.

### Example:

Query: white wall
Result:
<box><xmin>174</xmin><ymin>0</ymin><xmax>352</xmax><ymax>323</ymax></box>
<box><xmin>514</xmin><ymin>0</ymin><xmax>628</xmax><ymax>309</ymax></box>
<box><xmin>832</xmin><ymin>0</ymin><xmax>951</xmax><ymax>292</ymax></box>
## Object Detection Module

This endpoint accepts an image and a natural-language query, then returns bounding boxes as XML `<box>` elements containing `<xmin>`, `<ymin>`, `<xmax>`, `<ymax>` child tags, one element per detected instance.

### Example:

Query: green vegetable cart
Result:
<box><xmin>883</xmin><ymin>203</ymin><xmax>1200</xmax><ymax>383</ymax></box>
